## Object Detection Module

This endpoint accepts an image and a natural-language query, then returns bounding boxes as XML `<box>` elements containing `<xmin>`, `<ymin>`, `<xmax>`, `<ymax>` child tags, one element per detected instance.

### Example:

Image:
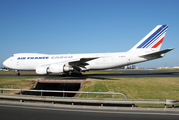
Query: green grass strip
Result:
<box><xmin>78</xmin><ymin>77</ymin><xmax>179</xmax><ymax>100</ymax></box>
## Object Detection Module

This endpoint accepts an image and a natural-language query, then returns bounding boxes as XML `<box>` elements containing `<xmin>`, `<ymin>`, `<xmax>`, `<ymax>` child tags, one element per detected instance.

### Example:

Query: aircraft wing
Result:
<box><xmin>68</xmin><ymin>57</ymin><xmax>98</xmax><ymax>71</ymax></box>
<box><xmin>69</xmin><ymin>57</ymin><xmax>98</xmax><ymax>66</ymax></box>
<box><xmin>139</xmin><ymin>48</ymin><xmax>174</xmax><ymax>58</ymax></box>
<box><xmin>36</xmin><ymin>57</ymin><xmax>98</xmax><ymax>69</ymax></box>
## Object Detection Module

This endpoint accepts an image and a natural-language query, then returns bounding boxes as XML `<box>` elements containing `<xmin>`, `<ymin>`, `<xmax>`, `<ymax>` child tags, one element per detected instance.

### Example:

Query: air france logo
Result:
<box><xmin>17</xmin><ymin>56</ymin><xmax>73</xmax><ymax>60</ymax></box>
<box><xmin>17</xmin><ymin>57</ymin><xmax>49</xmax><ymax>60</ymax></box>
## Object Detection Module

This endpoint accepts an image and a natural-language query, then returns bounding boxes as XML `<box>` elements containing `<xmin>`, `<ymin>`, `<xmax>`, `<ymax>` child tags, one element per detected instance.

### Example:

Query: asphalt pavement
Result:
<box><xmin>0</xmin><ymin>102</ymin><xmax>179</xmax><ymax>120</ymax></box>
<box><xmin>0</xmin><ymin>69</ymin><xmax>179</xmax><ymax>79</ymax></box>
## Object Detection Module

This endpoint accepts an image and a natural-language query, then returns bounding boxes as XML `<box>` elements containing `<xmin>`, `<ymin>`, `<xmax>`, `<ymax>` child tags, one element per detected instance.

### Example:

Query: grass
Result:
<box><xmin>0</xmin><ymin>74</ymin><xmax>179</xmax><ymax>108</ymax></box>
<box><xmin>78</xmin><ymin>77</ymin><xmax>179</xmax><ymax>100</ymax></box>
<box><xmin>1</xmin><ymin>70</ymin><xmax>179</xmax><ymax>100</ymax></box>
<box><xmin>0</xmin><ymin>77</ymin><xmax>35</xmax><ymax>94</ymax></box>
<box><xmin>0</xmin><ymin>71</ymin><xmax>37</xmax><ymax>75</ymax></box>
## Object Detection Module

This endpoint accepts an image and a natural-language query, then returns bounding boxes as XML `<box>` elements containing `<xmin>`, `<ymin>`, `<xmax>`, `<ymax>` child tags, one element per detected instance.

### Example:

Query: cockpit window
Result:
<box><xmin>12</xmin><ymin>55</ymin><xmax>14</xmax><ymax>57</ymax></box>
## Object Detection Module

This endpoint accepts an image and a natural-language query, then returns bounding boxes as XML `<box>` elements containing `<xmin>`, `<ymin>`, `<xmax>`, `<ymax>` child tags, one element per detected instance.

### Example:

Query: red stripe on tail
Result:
<box><xmin>152</xmin><ymin>37</ymin><xmax>164</xmax><ymax>48</ymax></box>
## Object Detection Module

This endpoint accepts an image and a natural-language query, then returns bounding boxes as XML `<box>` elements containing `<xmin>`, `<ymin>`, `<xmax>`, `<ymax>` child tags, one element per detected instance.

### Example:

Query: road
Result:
<box><xmin>0</xmin><ymin>102</ymin><xmax>179</xmax><ymax>120</ymax></box>
<box><xmin>0</xmin><ymin>69</ymin><xmax>179</xmax><ymax>79</ymax></box>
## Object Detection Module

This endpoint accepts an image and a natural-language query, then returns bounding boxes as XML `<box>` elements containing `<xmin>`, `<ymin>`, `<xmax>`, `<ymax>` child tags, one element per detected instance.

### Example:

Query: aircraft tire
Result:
<box><xmin>16</xmin><ymin>73</ymin><xmax>20</xmax><ymax>76</ymax></box>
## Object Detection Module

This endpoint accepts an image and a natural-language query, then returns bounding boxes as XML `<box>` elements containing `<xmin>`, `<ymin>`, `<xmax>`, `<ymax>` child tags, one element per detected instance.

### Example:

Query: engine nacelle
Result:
<box><xmin>64</xmin><ymin>65</ymin><xmax>74</xmax><ymax>71</ymax></box>
<box><xmin>36</xmin><ymin>67</ymin><xmax>48</xmax><ymax>74</ymax></box>
<box><xmin>49</xmin><ymin>64</ymin><xmax>64</xmax><ymax>73</ymax></box>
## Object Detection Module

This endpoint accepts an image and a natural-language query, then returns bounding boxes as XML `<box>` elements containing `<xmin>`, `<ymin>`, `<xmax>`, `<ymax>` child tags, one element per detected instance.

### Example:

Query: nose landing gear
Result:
<box><xmin>16</xmin><ymin>70</ymin><xmax>20</xmax><ymax>76</ymax></box>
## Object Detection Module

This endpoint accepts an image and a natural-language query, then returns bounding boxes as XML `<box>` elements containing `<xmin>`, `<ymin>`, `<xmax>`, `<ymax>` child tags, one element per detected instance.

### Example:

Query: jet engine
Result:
<box><xmin>49</xmin><ymin>64</ymin><xmax>73</xmax><ymax>73</ymax></box>
<box><xmin>36</xmin><ymin>67</ymin><xmax>48</xmax><ymax>74</ymax></box>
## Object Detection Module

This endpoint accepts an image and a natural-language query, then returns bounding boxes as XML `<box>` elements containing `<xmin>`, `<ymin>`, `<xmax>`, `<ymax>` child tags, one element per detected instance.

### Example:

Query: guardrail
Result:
<box><xmin>0</xmin><ymin>94</ymin><xmax>173</xmax><ymax>108</ymax></box>
<box><xmin>1</xmin><ymin>88</ymin><xmax>179</xmax><ymax>108</ymax></box>
<box><xmin>0</xmin><ymin>88</ymin><xmax>127</xmax><ymax>99</ymax></box>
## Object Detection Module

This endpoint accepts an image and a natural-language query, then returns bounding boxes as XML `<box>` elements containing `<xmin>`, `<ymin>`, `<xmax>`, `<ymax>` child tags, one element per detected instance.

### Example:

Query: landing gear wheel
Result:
<box><xmin>16</xmin><ymin>70</ymin><xmax>20</xmax><ymax>76</ymax></box>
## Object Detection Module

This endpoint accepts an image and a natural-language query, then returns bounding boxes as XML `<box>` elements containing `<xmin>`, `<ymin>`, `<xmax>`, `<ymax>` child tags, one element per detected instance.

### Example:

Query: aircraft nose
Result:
<box><xmin>3</xmin><ymin>59</ymin><xmax>9</xmax><ymax>68</ymax></box>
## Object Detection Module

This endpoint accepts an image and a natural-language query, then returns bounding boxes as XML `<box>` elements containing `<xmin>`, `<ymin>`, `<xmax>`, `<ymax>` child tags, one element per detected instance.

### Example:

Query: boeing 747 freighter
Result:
<box><xmin>3</xmin><ymin>25</ymin><xmax>174</xmax><ymax>76</ymax></box>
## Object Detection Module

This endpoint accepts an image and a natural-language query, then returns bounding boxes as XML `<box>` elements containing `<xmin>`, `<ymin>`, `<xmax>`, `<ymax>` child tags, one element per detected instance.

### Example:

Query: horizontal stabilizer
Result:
<box><xmin>139</xmin><ymin>48</ymin><xmax>174</xmax><ymax>58</ymax></box>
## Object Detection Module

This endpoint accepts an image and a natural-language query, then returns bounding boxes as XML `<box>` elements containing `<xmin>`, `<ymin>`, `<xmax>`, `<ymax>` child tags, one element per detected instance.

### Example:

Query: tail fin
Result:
<box><xmin>129</xmin><ymin>25</ymin><xmax>168</xmax><ymax>52</ymax></box>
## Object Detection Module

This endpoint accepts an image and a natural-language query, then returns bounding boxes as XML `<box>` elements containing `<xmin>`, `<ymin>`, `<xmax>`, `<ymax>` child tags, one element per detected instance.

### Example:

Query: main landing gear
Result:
<box><xmin>16</xmin><ymin>70</ymin><xmax>20</xmax><ymax>76</ymax></box>
<box><xmin>61</xmin><ymin>72</ymin><xmax>82</xmax><ymax>77</ymax></box>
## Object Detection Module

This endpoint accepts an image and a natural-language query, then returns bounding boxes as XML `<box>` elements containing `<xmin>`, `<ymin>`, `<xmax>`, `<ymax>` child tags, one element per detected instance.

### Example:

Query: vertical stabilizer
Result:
<box><xmin>128</xmin><ymin>25</ymin><xmax>168</xmax><ymax>52</ymax></box>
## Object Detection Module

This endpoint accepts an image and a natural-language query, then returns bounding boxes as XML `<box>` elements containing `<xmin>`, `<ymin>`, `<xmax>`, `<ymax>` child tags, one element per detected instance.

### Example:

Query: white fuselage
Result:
<box><xmin>3</xmin><ymin>52</ymin><xmax>147</xmax><ymax>71</ymax></box>
<box><xmin>3</xmin><ymin>25</ymin><xmax>173</xmax><ymax>75</ymax></box>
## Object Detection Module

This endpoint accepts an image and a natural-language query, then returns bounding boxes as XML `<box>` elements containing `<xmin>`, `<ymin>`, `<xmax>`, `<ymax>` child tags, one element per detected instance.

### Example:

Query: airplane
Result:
<box><xmin>3</xmin><ymin>25</ymin><xmax>174</xmax><ymax>76</ymax></box>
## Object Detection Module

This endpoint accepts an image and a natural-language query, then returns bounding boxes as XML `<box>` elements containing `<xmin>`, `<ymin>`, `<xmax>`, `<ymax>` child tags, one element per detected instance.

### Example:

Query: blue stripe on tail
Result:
<box><xmin>137</xmin><ymin>25</ymin><xmax>168</xmax><ymax>49</ymax></box>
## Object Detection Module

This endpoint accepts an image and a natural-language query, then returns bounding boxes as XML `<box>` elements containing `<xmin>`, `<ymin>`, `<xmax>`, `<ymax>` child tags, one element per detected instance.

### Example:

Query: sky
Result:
<box><xmin>0</xmin><ymin>0</ymin><xmax>178</xmax><ymax>68</ymax></box>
